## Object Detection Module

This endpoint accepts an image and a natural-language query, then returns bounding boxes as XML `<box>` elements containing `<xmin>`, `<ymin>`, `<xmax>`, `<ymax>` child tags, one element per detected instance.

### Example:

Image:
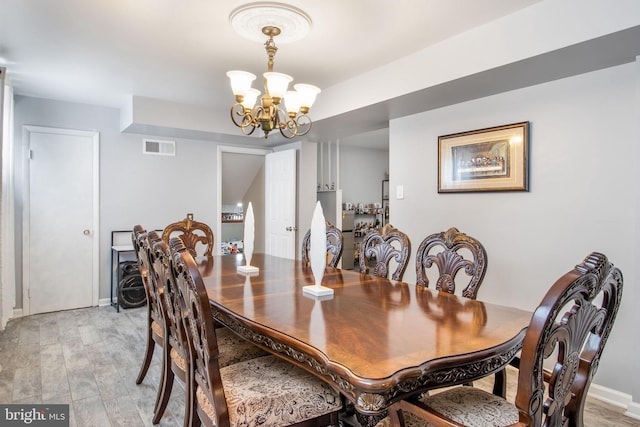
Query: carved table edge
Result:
<box><xmin>213</xmin><ymin>307</ymin><xmax>525</xmax><ymax>415</ymax></box>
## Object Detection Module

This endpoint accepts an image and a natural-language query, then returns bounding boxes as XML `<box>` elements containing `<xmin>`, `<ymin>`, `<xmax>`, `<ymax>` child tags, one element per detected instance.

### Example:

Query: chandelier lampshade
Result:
<box><xmin>284</xmin><ymin>90</ymin><xmax>300</xmax><ymax>116</ymax></box>
<box><xmin>241</xmin><ymin>88</ymin><xmax>261</xmax><ymax>109</ymax></box>
<box><xmin>263</xmin><ymin>72</ymin><xmax>292</xmax><ymax>101</ymax></box>
<box><xmin>294</xmin><ymin>83</ymin><xmax>321</xmax><ymax>112</ymax></box>
<box><xmin>227</xmin><ymin>5</ymin><xmax>320</xmax><ymax>139</ymax></box>
<box><xmin>227</xmin><ymin>71</ymin><xmax>257</xmax><ymax>101</ymax></box>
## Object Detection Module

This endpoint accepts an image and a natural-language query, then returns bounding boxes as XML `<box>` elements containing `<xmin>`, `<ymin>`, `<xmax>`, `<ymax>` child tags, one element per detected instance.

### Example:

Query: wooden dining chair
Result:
<box><xmin>379</xmin><ymin>251</ymin><xmax>623</xmax><ymax>427</ymax></box>
<box><xmin>359</xmin><ymin>224</ymin><xmax>411</xmax><ymax>281</ymax></box>
<box><xmin>413</xmin><ymin>227</ymin><xmax>495</xmax><ymax>393</ymax></box>
<box><xmin>133</xmin><ymin>226</ymin><xmax>165</xmax><ymax>386</ymax></box>
<box><xmin>162</xmin><ymin>213</ymin><xmax>214</xmax><ymax>257</ymax></box>
<box><xmin>415</xmin><ymin>227</ymin><xmax>488</xmax><ymax>299</ymax></box>
<box><xmin>301</xmin><ymin>220</ymin><xmax>344</xmax><ymax>267</ymax></box>
<box><xmin>151</xmin><ymin>236</ymin><xmax>268</xmax><ymax>425</ymax></box>
<box><xmin>170</xmin><ymin>237</ymin><xmax>343</xmax><ymax>427</ymax></box>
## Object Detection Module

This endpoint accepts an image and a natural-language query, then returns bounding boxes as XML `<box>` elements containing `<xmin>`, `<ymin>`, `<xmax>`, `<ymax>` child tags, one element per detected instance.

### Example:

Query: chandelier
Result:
<box><xmin>227</xmin><ymin>21</ymin><xmax>320</xmax><ymax>139</ymax></box>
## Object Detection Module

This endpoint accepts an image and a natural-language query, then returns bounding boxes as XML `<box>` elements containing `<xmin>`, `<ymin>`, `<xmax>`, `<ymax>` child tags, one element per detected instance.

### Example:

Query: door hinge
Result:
<box><xmin>29</xmin><ymin>149</ymin><xmax>33</xmax><ymax>159</ymax></box>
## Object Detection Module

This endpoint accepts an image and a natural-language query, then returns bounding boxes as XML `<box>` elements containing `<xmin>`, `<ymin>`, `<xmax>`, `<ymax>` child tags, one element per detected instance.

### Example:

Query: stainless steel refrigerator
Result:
<box><xmin>341</xmin><ymin>210</ymin><xmax>355</xmax><ymax>269</ymax></box>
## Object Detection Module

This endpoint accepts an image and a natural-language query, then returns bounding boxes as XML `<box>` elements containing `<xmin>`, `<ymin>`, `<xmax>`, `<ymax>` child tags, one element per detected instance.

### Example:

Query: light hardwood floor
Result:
<box><xmin>0</xmin><ymin>305</ymin><xmax>638</xmax><ymax>427</ymax></box>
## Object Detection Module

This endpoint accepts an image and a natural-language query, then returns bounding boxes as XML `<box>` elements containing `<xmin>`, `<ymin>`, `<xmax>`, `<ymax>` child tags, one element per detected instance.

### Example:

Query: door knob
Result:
<box><xmin>286</xmin><ymin>226</ymin><xmax>298</xmax><ymax>232</ymax></box>
<box><xmin>83</xmin><ymin>229</ymin><xmax>91</xmax><ymax>235</ymax></box>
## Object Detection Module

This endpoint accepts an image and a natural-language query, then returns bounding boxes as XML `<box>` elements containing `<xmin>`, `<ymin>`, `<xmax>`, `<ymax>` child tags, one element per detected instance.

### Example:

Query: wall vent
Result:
<box><xmin>143</xmin><ymin>138</ymin><xmax>176</xmax><ymax>156</ymax></box>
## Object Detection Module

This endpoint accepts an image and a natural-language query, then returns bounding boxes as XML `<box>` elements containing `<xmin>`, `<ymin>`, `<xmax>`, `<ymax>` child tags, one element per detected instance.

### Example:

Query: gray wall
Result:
<box><xmin>13</xmin><ymin>99</ymin><xmax>319</xmax><ymax>305</ymax></box>
<box><xmin>242</xmin><ymin>163</ymin><xmax>265</xmax><ymax>253</ymax></box>
<box><xmin>14</xmin><ymin>96</ymin><xmax>222</xmax><ymax>304</ymax></box>
<box><xmin>339</xmin><ymin>145</ymin><xmax>388</xmax><ymax>209</ymax></box>
<box><xmin>389</xmin><ymin>61</ymin><xmax>639</xmax><ymax>397</ymax></box>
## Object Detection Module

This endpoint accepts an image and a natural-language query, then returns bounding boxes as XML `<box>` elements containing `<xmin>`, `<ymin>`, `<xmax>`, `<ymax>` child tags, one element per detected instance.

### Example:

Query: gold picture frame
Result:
<box><xmin>438</xmin><ymin>122</ymin><xmax>529</xmax><ymax>193</ymax></box>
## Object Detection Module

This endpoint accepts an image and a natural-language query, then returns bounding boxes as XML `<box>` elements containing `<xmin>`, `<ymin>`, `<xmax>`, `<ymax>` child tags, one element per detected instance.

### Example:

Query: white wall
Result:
<box><xmin>390</xmin><ymin>62</ymin><xmax>638</xmax><ymax>398</ymax></box>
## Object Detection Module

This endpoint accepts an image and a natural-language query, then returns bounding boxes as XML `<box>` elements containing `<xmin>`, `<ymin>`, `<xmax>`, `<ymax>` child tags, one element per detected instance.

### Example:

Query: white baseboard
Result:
<box><xmin>625</xmin><ymin>402</ymin><xmax>640</xmax><ymax>420</ymax></box>
<box><xmin>98</xmin><ymin>298</ymin><xmax>113</xmax><ymax>307</ymax></box>
<box><xmin>589</xmin><ymin>382</ymin><xmax>632</xmax><ymax>409</ymax></box>
<box><xmin>11</xmin><ymin>301</ymin><xmax>115</xmax><ymax>318</ymax></box>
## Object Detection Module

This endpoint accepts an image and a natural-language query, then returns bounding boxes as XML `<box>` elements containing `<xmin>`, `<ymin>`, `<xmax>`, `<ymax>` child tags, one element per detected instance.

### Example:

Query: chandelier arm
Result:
<box><xmin>277</xmin><ymin>109</ymin><xmax>297</xmax><ymax>139</ymax></box>
<box><xmin>279</xmin><ymin>126</ymin><xmax>297</xmax><ymax>139</ymax></box>
<box><xmin>230</xmin><ymin>104</ymin><xmax>248</xmax><ymax>128</ymax></box>
<box><xmin>229</xmin><ymin>104</ymin><xmax>258</xmax><ymax>135</ymax></box>
<box><xmin>241</xmin><ymin>113</ymin><xmax>257</xmax><ymax>136</ymax></box>
<box><xmin>294</xmin><ymin>113</ymin><xmax>312</xmax><ymax>136</ymax></box>
<box><xmin>241</xmin><ymin>124</ymin><xmax>257</xmax><ymax>136</ymax></box>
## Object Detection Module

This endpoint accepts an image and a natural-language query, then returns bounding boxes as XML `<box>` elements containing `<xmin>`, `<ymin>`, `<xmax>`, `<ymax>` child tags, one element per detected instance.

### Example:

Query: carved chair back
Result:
<box><xmin>301</xmin><ymin>221</ymin><xmax>344</xmax><ymax>268</ymax></box>
<box><xmin>170</xmin><ymin>237</ymin><xmax>229</xmax><ymax>427</ymax></box>
<box><xmin>387</xmin><ymin>252</ymin><xmax>623</xmax><ymax>427</ymax></box>
<box><xmin>132</xmin><ymin>226</ymin><xmax>168</xmax><ymax>388</ymax></box>
<box><xmin>132</xmin><ymin>225</ymin><xmax>150</xmax><ymax>289</ymax></box>
<box><xmin>415</xmin><ymin>227</ymin><xmax>488</xmax><ymax>299</ymax></box>
<box><xmin>514</xmin><ymin>252</ymin><xmax>623</xmax><ymax>426</ymax></box>
<box><xmin>162</xmin><ymin>213</ymin><xmax>214</xmax><ymax>257</ymax></box>
<box><xmin>359</xmin><ymin>224</ymin><xmax>411</xmax><ymax>281</ymax></box>
<box><xmin>152</xmin><ymin>237</ymin><xmax>191</xmax><ymax>371</ymax></box>
<box><xmin>134</xmin><ymin>228</ymin><xmax>164</xmax><ymax>324</ymax></box>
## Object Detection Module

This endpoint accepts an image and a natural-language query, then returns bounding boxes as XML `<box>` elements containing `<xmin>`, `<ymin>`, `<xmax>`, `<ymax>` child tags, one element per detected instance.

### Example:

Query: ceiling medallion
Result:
<box><xmin>229</xmin><ymin>2</ymin><xmax>312</xmax><ymax>44</ymax></box>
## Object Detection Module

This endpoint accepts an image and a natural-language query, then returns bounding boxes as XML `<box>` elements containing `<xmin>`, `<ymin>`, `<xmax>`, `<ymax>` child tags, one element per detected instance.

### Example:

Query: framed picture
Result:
<box><xmin>438</xmin><ymin>121</ymin><xmax>529</xmax><ymax>193</ymax></box>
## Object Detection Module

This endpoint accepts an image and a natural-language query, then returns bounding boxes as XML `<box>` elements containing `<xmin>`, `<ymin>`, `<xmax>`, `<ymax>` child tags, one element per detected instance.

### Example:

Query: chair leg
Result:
<box><xmin>183</xmin><ymin>367</ymin><xmax>197</xmax><ymax>427</ymax></box>
<box><xmin>329</xmin><ymin>410</ymin><xmax>339</xmax><ymax>426</ymax></box>
<box><xmin>136</xmin><ymin>317</ymin><xmax>155</xmax><ymax>384</ymax></box>
<box><xmin>153</xmin><ymin>353</ymin><xmax>175</xmax><ymax>424</ymax></box>
<box><xmin>356</xmin><ymin>411</ymin><xmax>386</xmax><ymax>427</ymax></box>
<box><xmin>492</xmin><ymin>369</ymin><xmax>507</xmax><ymax>398</ymax></box>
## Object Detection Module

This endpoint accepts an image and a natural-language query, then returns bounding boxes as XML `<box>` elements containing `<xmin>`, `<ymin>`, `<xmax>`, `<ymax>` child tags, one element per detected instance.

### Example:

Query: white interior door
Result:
<box><xmin>265</xmin><ymin>149</ymin><xmax>296</xmax><ymax>259</ymax></box>
<box><xmin>24</xmin><ymin>126</ymin><xmax>99</xmax><ymax>315</ymax></box>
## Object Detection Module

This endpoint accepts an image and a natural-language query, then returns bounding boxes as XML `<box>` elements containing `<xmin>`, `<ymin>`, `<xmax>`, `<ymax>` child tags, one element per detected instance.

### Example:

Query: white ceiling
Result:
<box><xmin>0</xmin><ymin>0</ymin><xmax>544</xmax><ymax>149</ymax></box>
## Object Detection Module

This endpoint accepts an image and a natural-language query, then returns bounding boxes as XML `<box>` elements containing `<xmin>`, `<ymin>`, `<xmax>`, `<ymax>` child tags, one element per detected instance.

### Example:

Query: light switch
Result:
<box><xmin>396</xmin><ymin>185</ymin><xmax>404</xmax><ymax>200</ymax></box>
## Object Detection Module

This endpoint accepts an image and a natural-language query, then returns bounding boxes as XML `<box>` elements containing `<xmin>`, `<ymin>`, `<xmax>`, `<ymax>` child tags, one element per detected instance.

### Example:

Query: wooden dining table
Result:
<box><xmin>198</xmin><ymin>253</ymin><xmax>531</xmax><ymax>418</ymax></box>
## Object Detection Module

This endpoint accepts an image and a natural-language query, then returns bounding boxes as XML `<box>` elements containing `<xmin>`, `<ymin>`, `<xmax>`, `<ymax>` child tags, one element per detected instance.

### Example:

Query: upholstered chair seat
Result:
<box><xmin>419</xmin><ymin>387</ymin><xmax>518</xmax><ymax>426</ymax></box>
<box><xmin>195</xmin><ymin>355</ymin><xmax>342</xmax><ymax>427</ymax></box>
<box><xmin>150</xmin><ymin>320</ymin><xmax>163</xmax><ymax>339</ymax></box>
<box><xmin>169</xmin><ymin>347</ymin><xmax>188</xmax><ymax>373</ymax></box>
<box><xmin>215</xmin><ymin>327</ymin><xmax>269</xmax><ymax>367</ymax></box>
<box><xmin>170</xmin><ymin>328</ymin><xmax>267</xmax><ymax>375</ymax></box>
<box><xmin>376</xmin><ymin>387</ymin><xmax>518</xmax><ymax>427</ymax></box>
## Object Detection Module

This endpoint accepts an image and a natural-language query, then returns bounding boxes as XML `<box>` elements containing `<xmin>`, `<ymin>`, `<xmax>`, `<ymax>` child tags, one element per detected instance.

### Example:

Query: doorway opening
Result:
<box><xmin>216</xmin><ymin>146</ymin><xmax>270</xmax><ymax>256</ymax></box>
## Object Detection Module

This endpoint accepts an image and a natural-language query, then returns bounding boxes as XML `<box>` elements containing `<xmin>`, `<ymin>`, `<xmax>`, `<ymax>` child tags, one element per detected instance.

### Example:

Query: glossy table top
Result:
<box><xmin>199</xmin><ymin>253</ymin><xmax>531</xmax><ymax>414</ymax></box>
